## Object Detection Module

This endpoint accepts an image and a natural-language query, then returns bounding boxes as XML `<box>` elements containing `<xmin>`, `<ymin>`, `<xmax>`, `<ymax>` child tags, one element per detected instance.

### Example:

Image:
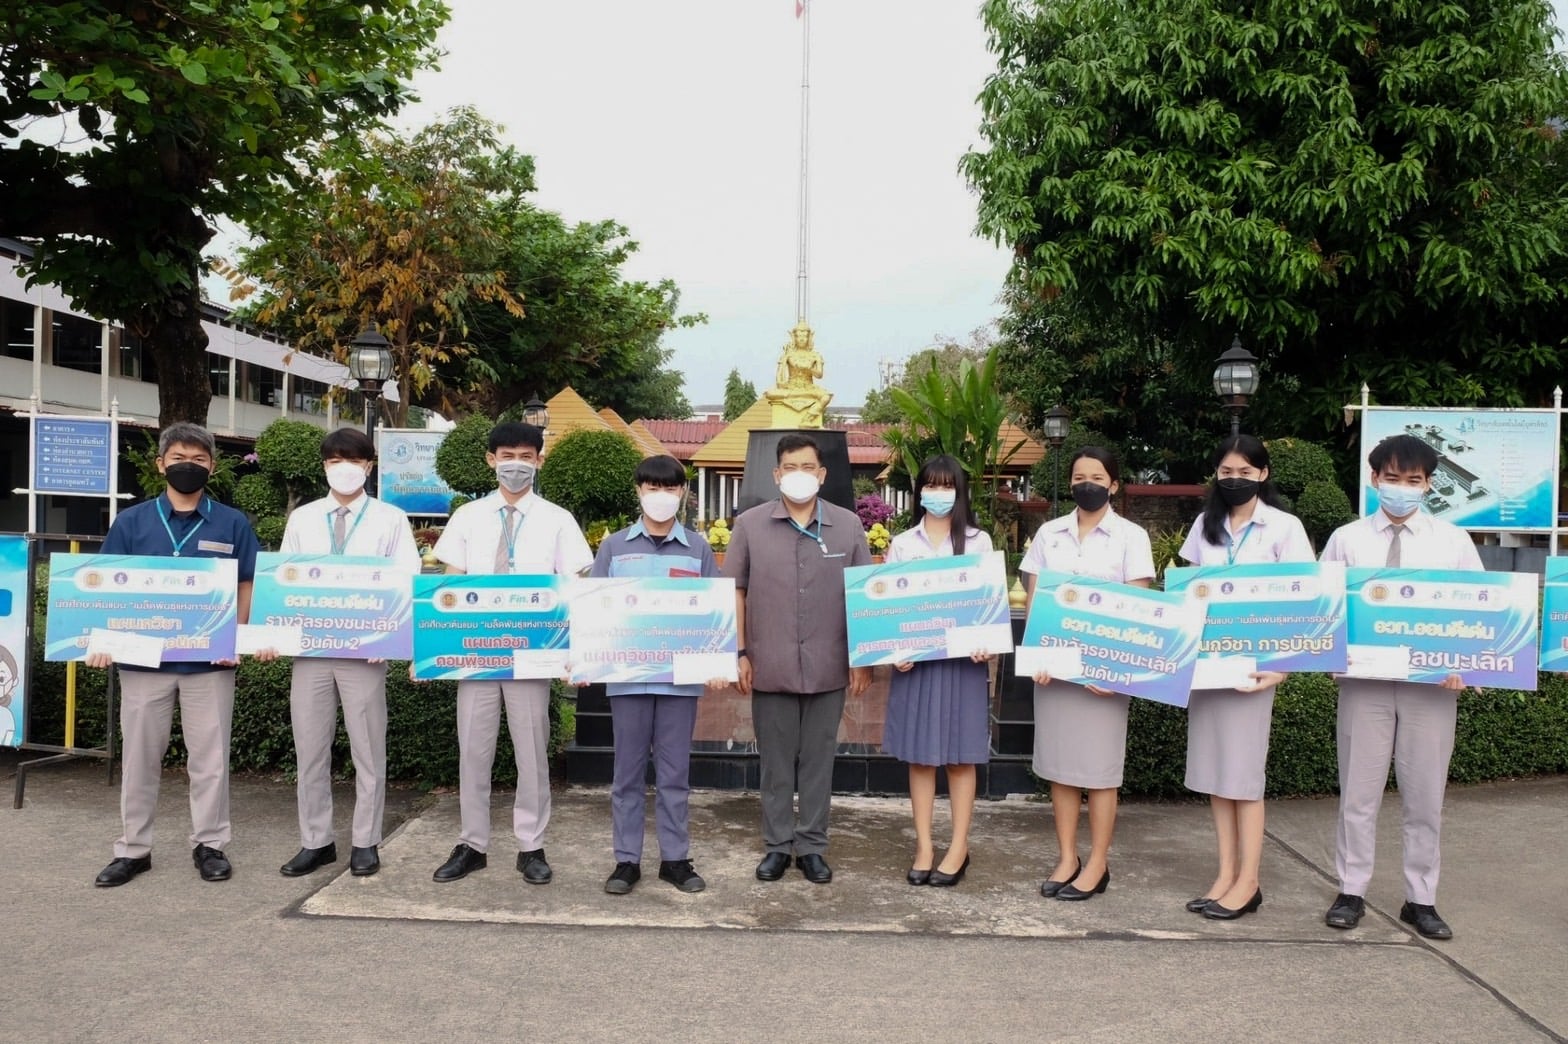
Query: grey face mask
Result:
<box><xmin>496</xmin><ymin>460</ymin><xmax>536</xmax><ymax>494</ymax></box>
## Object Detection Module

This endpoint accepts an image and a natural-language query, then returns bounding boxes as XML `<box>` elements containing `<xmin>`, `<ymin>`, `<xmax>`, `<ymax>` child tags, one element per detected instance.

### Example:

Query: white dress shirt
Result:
<box><xmin>434</xmin><ymin>489</ymin><xmax>593</xmax><ymax>577</ymax></box>
<box><xmin>1319</xmin><ymin>509</ymin><xmax>1483</xmax><ymax>571</ymax></box>
<box><xmin>1019</xmin><ymin>507</ymin><xmax>1155</xmax><ymax>583</ymax></box>
<box><xmin>1178</xmin><ymin>500</ymin><xmax>1316</xmax><ymax>566</ymax></box>
<box><xmin>282</xmin><ymin>492</ymin><xmax>423</xmax><ymax>574</ymax></box>
<box><xmin>886</xmin><ymin>522</ymin><xmax>994</xmax><ymax>563</ymax></box>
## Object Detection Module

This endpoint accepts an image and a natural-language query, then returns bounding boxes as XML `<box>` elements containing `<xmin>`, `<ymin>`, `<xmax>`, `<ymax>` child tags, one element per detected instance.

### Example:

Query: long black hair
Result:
<box><xmin>910</xmin><ymin>454</ymin><xmax>978</xmax><ymax>554</ymax></box>
<box><xmin>1200</xmin><ymin>434</ymin><xmax>1291</xmax><ymax>546</ymax></box>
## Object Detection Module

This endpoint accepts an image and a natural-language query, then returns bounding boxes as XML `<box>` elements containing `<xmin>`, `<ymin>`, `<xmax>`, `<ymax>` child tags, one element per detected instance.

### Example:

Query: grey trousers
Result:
<box><xmin>290</xmin><ymin>658</ymin><xmax>387</xmax><ymax>849</ymax></box>
<box><xmin>114</xmin><ymin>668</ymin><xmax>235</xmax><ymax>859</ymax></box>
<box><xmin>456</xmin><ymin>678</ymin><xmax>551</xmax><ymax>853</ymax></box>
<box><xmin>610</xmin><ymin>694</ymin><xmax>699</xmax><ymax>863</ymax></box>
<box><xmin>752</xmin><ymin>688</ymin><xmax>845</xmax><ymax>856</ymax></box>
<box><xmin>1335</xmin><ymin>679</ymin><xmax>1458</xmax><ymax>905</ymax></box>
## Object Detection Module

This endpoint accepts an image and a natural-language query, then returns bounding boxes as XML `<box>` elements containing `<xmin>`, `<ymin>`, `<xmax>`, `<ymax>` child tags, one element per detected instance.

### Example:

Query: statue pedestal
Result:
<box><xmin>735</xmin><ymin>429</ymin><xmax>854</xmax><ymax>516</ymax></box>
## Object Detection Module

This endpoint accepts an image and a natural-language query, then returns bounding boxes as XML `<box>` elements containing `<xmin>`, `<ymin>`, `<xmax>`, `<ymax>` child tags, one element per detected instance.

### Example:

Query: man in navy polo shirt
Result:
<box><xmin>88</xmin><ymin>422</ymin><xmax>260</xmax><ymax>888</ymax></box>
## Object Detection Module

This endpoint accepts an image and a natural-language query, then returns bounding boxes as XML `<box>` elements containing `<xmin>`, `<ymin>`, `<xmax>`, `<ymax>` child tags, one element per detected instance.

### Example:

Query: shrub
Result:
<box><xmin>233</xmin><ymin>472</ymin><xmax>286</xmax><ymax>518</ymax></box>
<box><xmin>1029</xmin><ymin>425</ymin><xmax>1119</xmax><ymax>503</ymax></box>
<box><xmin>855</xmin><ymin>493</ymin><xmax>893</xmax><ymax>530</ymax></box>
<box><xmin>254</xmin><ymin>418</ymin><xmax>329</xmax><ymax>512</ymax></box>
<box><xmin>1148</xmin><ymin>527</ymin><xmax>1188</xmax><ymax>587</ymax></box>
<box><xmin>1294</xmin><ymin>479</ymin><xmax>1356</xmax><ymax>548</ymax></box>
<box><xmin>254</xmin><ymin>515</ymin><xmax>286</xmax><ymax>550</ymax></box>
<box><xmin>434</xmin><ymin>414</ymin><xmax>497</xmax><ymax>498</ymax></box>
<box><xmin>535</xmin><ymin>429</ymin><xmax>642</xmax><ymax>525</ymax></box>
<box><xmin>852</xmin><ymin>477</ymin><xmax>879</xmax><ymax>498</ymax></box>
<box><xmin>1264</xmin><ymin>437</ymin><xmax>1338</xmax><ymax>498</ymax></box>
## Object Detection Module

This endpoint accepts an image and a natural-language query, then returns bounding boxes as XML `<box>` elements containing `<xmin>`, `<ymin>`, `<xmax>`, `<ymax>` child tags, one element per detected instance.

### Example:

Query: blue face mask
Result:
<box><xmin>1377</xmin><ymin>482</ymin><xmax>1426</xmax><ymax>518</ymax></box>
<box><xmin>920</xmin><ymin>489</ymin><xmax>957</xmax><ymax>517</ymax></box>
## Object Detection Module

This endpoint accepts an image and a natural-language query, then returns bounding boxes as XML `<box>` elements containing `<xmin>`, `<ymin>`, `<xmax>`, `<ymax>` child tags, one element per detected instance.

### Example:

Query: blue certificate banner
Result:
<box><xmin>1018</xmin><ymin>570</ymin><xmax>1202</xmax><ymax>707</ymax></box>
<box><xmin>411</xmin><ymin>574</ymin><xmax>568</xmax><ymax>680</ymax></box>
<box><xmin>1164</xmin><ymin>562</ymin><xmax>1348</xmax><ymax>673</ymax></box>
<box><xmin>844</xmin><ymin>551</ymin><xmax>1011</xmax><ymax>667</ymax></box>
<box><xmin>1541</xmin><ymin>557</ymin><xmax>1568</xmax><ymax>673</ymax></box>
<box><xmin>250</xmin><ymin>553</ymin><xmax>413</xmax><ymax>659</ymax></box>
<box><xmin>0</xmin><ymin>535</ymin><xmax>29</xmax><ymax>747</ymax></box>
<box><xmin>1345</xmin><ymin>567</ymin><xmax>1537</xmax><ymax>688</ymax></box>
<box><xmin>567</xmin><ymin>577</ymin><xmax>737</xmax><ymax>685</ymax></box>
<box><xmin>44</xmin><ymin>553</ymin><xmax>238</xmax><ymax>663</ymax></box>
<box><xmin>377</xmin><ymin>428</ymin><xmax>456</xmax><ymax>517</ymax></box>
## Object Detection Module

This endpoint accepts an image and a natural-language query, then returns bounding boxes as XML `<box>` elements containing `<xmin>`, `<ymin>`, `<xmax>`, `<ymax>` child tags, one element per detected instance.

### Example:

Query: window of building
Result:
<box><xmin>117</xmin><ymin>330</ymin><xmax>160</xmax><ymax>383</ymax></box>
<box><xmin>209</xmin><ymin>357</ymin><xmax>231</xmax><ymax>397</ymax></box>
<box><xmin>292</xmin><ymin>376</ymin><xmax>329</xmax><ymax>415</ymax></box>
<box><xmin>243</xmin><ymin>361</ymin><xmax>283</xmax><ymax>406</ymax></box>
<box><xmin>51</xmin><ymin>312</ymin><xmax>103</xmax><ymax>374</ymax></box>
<box><xmin>1</xmin><ymin>297</ymin><xmax>35</xmax><ymax>360</ymax></box>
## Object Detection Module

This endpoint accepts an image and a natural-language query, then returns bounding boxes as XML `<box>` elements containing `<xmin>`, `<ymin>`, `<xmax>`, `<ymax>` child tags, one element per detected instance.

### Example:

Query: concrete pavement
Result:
<box><xmin>3</xmin><ymin>752</ymin><xmax>1563</xmax><ymax>1042</ymax></box>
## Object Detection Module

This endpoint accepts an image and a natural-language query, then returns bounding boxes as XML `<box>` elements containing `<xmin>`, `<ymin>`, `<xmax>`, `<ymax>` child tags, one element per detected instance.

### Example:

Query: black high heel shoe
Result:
<box><xmin>928</xmin><ymin>854</ymin><xmax>969</xmax><ymax>887</ymax></box>
<box><xmin>1039</xmin><ymin>858</ymin><xmax>1082</xmax><ymax>899</ymax></box>
<box><xmin>1185</xmin><ymin>895</ymin><xmax>1217</xmax><ymax>913</ymax></box>
<box><xmin>1055</xmin><ymin>866</ymin><xmax>1110</xmax><ymax>901</ymax></box>
<box><xmin>907</xmin><ymin>866</ymin><xmax>933</xmax><ymax>886</ymax></box>
<box><xmin>1203</xmin><ymin>888</ymin><xmax>1262</xmax><ymax>920</ymax></box>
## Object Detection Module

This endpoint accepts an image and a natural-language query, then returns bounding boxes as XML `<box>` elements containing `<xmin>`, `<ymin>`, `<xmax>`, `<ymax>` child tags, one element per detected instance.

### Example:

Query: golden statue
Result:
<box><xmin>764</xmin><ymin>321</ymin><xmax>833</xmax><ymax>428</ymax></box>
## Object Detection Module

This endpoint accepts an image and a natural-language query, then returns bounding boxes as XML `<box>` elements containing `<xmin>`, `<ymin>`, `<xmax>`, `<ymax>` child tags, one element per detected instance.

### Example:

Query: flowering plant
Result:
<box><xmin>866</xmin><ymin>522</ymin><xmax>891</xmax><ymax>554</ymax></box>
<box><xmin>705</xmin><ymin>518</ymin><xmax>731</xmax><ymax>551</ymax></box>
<box><xmin>855</xmin><ymin>493</ymin><xmax>893</xmax><ymax>530</ymax></box>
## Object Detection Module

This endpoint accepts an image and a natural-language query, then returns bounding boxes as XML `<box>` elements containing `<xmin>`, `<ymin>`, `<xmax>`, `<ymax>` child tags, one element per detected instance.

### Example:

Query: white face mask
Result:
<box><xmin>778</xmin><ymin>470</ymin><xmax>820</xmax><ymax>504</ymax></box>
<box><xmin>640</xmin><ymin>490</ymin><xmax>682</xmax><ymax>523</ymax></box>
<box><xmin>325</xmin><ymin>461</ymin><xmax>368</xmax><ymax>497</ymax></box>
<box><xmin>496</xmin><ymin>460</ymin><xmax>536</xmax><ymax>495</ymax></box>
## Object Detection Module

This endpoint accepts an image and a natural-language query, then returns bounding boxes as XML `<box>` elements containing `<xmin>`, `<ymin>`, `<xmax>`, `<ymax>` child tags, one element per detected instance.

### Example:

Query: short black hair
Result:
<box><xmin>320</xmin><ymin>427</ymin><xmax>375</xmax><ymax>461</ymax></box>
<box><xmin>1368</xmin><ymin>434</ymin><xmax>1438</xmax><ymax>477</ymax></box>
<box><xmin>489</xmin><ymin>421</ymin><xmax>544</xmax><ymax>454</ymax></box>
<box><xmin>634</xmin><ymin>454</ymin><xmax>687</xmax><ymax>487</ymax></box>
<box><xmin>775</xmin><ymin>433</ymin><xmax>821</xmax><ymax>463</ymax></box>
<box><xmin>1070</xmin><ymin>445</ymin><xmax>1121</xmax><ymax>484</ymax></box>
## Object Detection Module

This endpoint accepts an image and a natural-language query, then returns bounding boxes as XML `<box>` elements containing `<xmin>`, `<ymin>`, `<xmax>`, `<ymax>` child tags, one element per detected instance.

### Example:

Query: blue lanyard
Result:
<box><xmin>329</xmin><ymin>501</ymin><xmax>370</xmax><ymax>555</ymax></box>
<box><xmin>500</xmin><ymin>505</ymin><xmax>524</xmax><ymax>568</ymax></box>
<box><xmin>1225</xmin><ymin>521</ymin><xmax>1255</xmax><ymax>565</ymax></box>
<box><xmin>156</xmin><ymin>497</ymin><xmax>209</xmax><ymax>557</ymax></box>
<box><xmin>787</xmin><ymin>502</ymin><xmax>826</xmax><ymax>554</ymax></box>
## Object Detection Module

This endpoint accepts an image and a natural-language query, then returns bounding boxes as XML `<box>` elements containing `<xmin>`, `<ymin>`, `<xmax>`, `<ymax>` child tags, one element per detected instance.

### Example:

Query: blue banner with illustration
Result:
<box><xmin>1358</xmin><ymin>407</ymin><xmax>1559</xmax><ymax>531</ymax></box>
<box><xmin>376</xmin><ymin>428</ymin><xmax>456</xmax><ymax>517</ymax></box>
<box><xmin>566</xmin><ymin>577</ymin><xmax>738</xmax><ymax>685</ymax></box>
<box><xmin>0</xmin><ymin>535</ymin><xmax>29</xmax><ymax>746</ymax></box>
<box><xmin>250</xmin><ymin>553</ymin><xmax>414</xmax><ymax>659</ymax></box>
<box><xmin>844</xmin><ymin>551</ymin><xmax>1012</xmax><ymax>667</ymax></box>
<box><xmin>1345</xmin><ymin>567</ymin><xmax>1537</xmax><ymax>689</ymax></box>
<box><xmin>44</xmin><ymin>553</ymin><xmax>238</xmax><ymax>663</ymax></box>
<box><xmin>1164</xmin><ymin>562</ymin><xmax>1348</xmax><ymax>674</ymax></box>
<box><xmin>1017</xmin><ymin>570</ymin><xmax>1202</xmax><ymax>707</ymax></box>
<box><xmin>411</xmin><ymin>574</ymin><xmax>568</xmax><ymax>680</ymax></box>
<box><xmin>1541</xmin><ymin>558</ymin><xmax>1568</xmax><ymax>673</ymax></box>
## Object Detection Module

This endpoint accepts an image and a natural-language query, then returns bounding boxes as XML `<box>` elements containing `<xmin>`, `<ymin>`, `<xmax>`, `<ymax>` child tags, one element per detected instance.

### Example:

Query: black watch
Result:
<box><xmin>737</xmin><ymin>648</ymin><xmax>749</xmax><ymax>658</ymax></box>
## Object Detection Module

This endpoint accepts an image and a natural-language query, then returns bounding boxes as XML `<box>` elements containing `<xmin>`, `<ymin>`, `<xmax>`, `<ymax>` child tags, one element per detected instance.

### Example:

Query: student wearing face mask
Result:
<box><xmin>90</xmin><ymin>423</ymin><xmax>260</xmax><ymax>888</ymax></box>
<box><xmin>429</xmin><ymin>422</ymin><xmax>594</xmax><ymax>885</ymax></box>
<box><xmin>272</xmin><ymin>428</ymin><xmax>421</xmax><ymax>879</ymax></box>
<box><xmin>882</xmin><ymin>455</ymin><xmax>995</xmax><ymax>887</ymax></box>
<box><xmin>588</xmin><ymin>454</ymin><xmax>725</xmax><ymax>896</ymax></box>
<box><xmin>1176</xmin><ymin>435</ymin><xmax>1313</xmax><ymax>921</ymax></box>
<box><xmin>1017</xmin><ymin>447</ymin><xmax>1154</xmax><ymax>902</ymax></box>
<box><xmin>1318</xmin><ymin>434</ymin><xmax>1481</xmax><ymax>941</ymax></box>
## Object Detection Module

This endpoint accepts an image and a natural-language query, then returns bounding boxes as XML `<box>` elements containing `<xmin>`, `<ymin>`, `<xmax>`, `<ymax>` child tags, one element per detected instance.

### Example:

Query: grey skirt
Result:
<box><xmin>882</xmin><ymin>657</ymin><xmax>991</xmax><ymax>766</ymax></box>
<box><xmin>1184</xmin><ymin>686</ymin><xmax>1276</xmax><ymax>801</ymax></box>
<box><xmin>1031</xmin><ymin>680</ymin><xmax>1130</xmax><ymax>789</ymax></box>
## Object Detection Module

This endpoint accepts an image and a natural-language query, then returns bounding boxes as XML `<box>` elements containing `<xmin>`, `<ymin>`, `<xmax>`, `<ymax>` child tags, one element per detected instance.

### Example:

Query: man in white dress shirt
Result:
<box><xmin>278</xmin><ymin>427</ymin><xmax>422</xmax><ymax>878</ymax></box>
<box><xmin>1319</xmin><ymin>434</ymin><xmax>1483</xmax><ymax>940</ymax></box>
<box><xmin>430</xmin><ymin>422</ymin><xmax>594</xmax><ymax>884</ymax></box>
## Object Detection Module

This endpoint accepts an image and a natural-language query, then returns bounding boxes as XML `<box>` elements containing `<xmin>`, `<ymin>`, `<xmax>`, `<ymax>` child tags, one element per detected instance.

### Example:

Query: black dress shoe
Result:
<box><xmin>796</xmin><ymin>853</ymin><xmax>833</xmax><ymax>884</ymax></box>
<box><xmin>907</xmin><ymin>866</ymin><xmax>932</xmax><ymax>886</ymax></box>
<box><xmin>605</xmin><ymin>861</ymin><xmax>641</xmax><ymax>894</ymax></box>
<box><xmin>280</xmin><ymin>843</ymin><xmax>338</xmax><ymax>877</ymax></box>
<box><xmin>1399</xmin><ymin>902</ymin><xmax>1453</xmax><ymax>940</ymax></box>
<box><xmin>433</xmin><ymin>843</ymin><xmax>487</xmax><ymax>882</ymax></box>
<box><xmin>1203</xmin><ymin>888</ymin><xmax>1263</xmax><ymax>920</ymax></box>
<box><xmin>517</xmin><ymin>848</ymin><xmax>552</xmax><ymax>884</ymax></box>
<box><xmin>94</xmin><ymin>855</ymin><xmax>151</xmax><ymax>888</ymax></box>
<box><xmin>755</xmin><ymin>852</ymin><xmax>791</xmax><ymax>881</ymax></box>
<box><xmin>929</xmin><ymin>854</ymin><xmax>970</xmax><ymax>888</ymax></box>
<box><xmin>1185</xmin><ymin>896</ymin><xmax>1217</xmax><ymax>913</ymax></box>
<box><xmin>1040</xmin><ymin>858</ymin><xmax>1082</xmax><ymax>899</ymax></box>
<box><xmin>658</xmin><ymin>859</ymin><xmax>706</xmax><ymax>893</ymax></box>
<box><xmin>1324</xmin><ymin>892</ymin><xmax>1365</xmax><ymax>929</ymax></box>
<box><xmin>1056</xmin><ymin>866</ymin><xmax>1109</xmax><ymax>901</ymax></box>
<box><xmin>350</xmin><ymin>845</ymin><xmax>379</xmax><ymax>877</ymax></box>
<box><xmin>193</xmin><ymin>843</ymin><xmax>231</xmax><ymax>882</ymax></box>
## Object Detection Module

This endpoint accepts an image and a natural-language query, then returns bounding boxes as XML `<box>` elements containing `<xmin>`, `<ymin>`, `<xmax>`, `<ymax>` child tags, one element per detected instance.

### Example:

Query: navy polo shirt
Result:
<box><xmin>100</xmin><ymin>492</ymin><xmax>260</xmax><ymax>673</ymax></box>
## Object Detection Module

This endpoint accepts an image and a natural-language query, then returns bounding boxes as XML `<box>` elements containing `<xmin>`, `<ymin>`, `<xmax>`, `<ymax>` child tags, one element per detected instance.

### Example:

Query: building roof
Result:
<box><xmin>544</xmin><ymin>386</ymin><xmax>612</xmax><ymax>440</ymax></box>
<box><xmin>639</xmin><ymin>418</ymin><xmax>731</xmax><ymax>457</ymax></box>
<box><xmin>691</xmin><ymin>397</ymin><xmax>772</xmax><ymax>467</ymax></box>
<box><xmin>597</xmin><ymin>407</ymin><xmax>669</xmax><ymax>457</ymax></box>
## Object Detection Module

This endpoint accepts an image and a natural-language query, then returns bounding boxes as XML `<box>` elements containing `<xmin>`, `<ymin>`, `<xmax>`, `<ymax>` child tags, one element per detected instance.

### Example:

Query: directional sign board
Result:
<box><xmin>34</xmin><ymin>416</ymin><xmax>113</xmax><ymax>497</ymax></box>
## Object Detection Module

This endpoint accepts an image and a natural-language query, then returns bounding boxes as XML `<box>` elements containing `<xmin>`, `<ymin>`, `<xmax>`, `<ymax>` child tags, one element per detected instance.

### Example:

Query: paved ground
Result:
<box><xmin>4</xmin><ymin>751</ymin><xmax>1564</xmax><ymax>1043</ymax></box>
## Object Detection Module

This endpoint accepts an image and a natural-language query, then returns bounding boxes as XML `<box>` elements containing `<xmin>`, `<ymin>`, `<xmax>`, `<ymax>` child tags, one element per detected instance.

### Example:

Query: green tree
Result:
<box><xmin>861</xmin><ymin>332</ymin><xmax>991</xmax><ymax>424</ymax></box>
<box><xmin>535</xmin><ymin>429</ymin><xmax>642</xmax><ymax>526</ymax></box>
<box><xmin>253</xmin><ymin>418</ymin><xmax>330</xmax><ymax>515</ymax></box>
<box><xmin>882</xmin><ymin>348</ymin><xmax>1026</xmax><ymax>505</ymax></box>
<box><xmin>965</xmin><ymin>0</ymin><xmax>1568</xmax><ymax>448</ymax></box>
<box><xmin>434</xmin><ymin>414</ymin><xmax>496</xmax><ymax>500</ymax></box>
<box><xmin>0</xmin><ymin>0</ymin><xmax>447</xmax><ymax>427</ymax></box>
<box><xmin>722</xmin><ymin>368</ymin><xmax>758</xmax><ymax>421</ymax></box>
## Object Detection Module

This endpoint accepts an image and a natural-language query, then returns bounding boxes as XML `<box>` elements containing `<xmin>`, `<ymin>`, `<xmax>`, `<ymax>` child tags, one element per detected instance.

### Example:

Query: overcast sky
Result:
<box><xmin>397</xmin><ymin>1</ymin><xmax>1568</xmax><ymax>413</ymax></box>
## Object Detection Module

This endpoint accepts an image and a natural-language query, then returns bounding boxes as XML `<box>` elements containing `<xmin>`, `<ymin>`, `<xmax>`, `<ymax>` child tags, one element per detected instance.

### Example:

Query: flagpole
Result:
<box><xmin>794</xmin><ymin>0</ymin><xmax>811</xmax><ymax>325</ymax></box>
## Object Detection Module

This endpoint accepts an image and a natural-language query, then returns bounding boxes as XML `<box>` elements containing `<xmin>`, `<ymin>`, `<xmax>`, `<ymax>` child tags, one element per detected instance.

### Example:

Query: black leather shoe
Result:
<box><xmin>907</xmin><ymin>866</ymin><xmax>932</xmax><ymax>886</ymax></box>
<box><xmin>94</xmin><ymin>855</ymin><xmax>151</xmax><ymax>887</ymax></box>
<box><xmin>1399</xmin><ymin>902</ymin><xmax>1453</xmax><ymax>940</ymax></box>
<box><xmin>1203</xmin><ymin>888</ymin><xmax>1263</xmax><ymax>920</ymax></box>
<box><xmin>193</xmin><ymin>843</ymin><xmax>231</xmax><ymax>882</ymax></box>
<box><xmin>1056</xmin><ymin>866</ymin><xmax>1109</xmax><ymax>901</ymax></box>
<box><xmin>517</xmin><ymin>848</ymin><xmax>552</xmax><ymax>884</ymax></box>
<box><xmin>1040</xmin><ymin>858</ymin><xmax>1082</xmax><ymax>899</ymax></box>
<box><xmin>659</xmin><ymin>859</ymin><xmax>706</xmax><ymax>893</ymax></box>
<box><xmin>280</xmin><ymin>843</ymin><xmax>337</xmax><ymax>877</ymax></box>
<box><xmin>350</xmin><ymin>845</ymin><xmax>379</xmax><ymax>877</ymax></box>
<box><xmin>1185</xmin><ymin>896</ymin><xmax>1217</xmax><ymax>913</ymax></box>
<box><xmin>432</xmin><ymin>843</ymin><xmax>487</xmax><ymax>882</ymax></box>
<box><xmin>604</xmin><ymin>861</ymin><xmax>641</xmax><ymax>894</ymax></box>
<box><xmin>797</xmin><ymin>853</ymin><xmax>833</xmax><ymax>884</ymax></box>
<box><xmin>929</xmin><ymin>854</ymin><xmax>970</xmax><ymax>887</ymax></box>
<box><xmin>755</xmin><ymin>852</ymin><xmax>791</xmax><ymax>881</ymax></box>
<box><xmin>1324</xmin><ymin>892</ymin><xmax>1365</xmax><ymax>929</ymax></box>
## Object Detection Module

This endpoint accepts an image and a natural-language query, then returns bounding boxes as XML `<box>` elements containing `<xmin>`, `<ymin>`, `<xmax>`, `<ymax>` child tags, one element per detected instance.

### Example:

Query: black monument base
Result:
<box><xmin>735</xmin><ymin>428</ymin><xmax>854</xmax><ymax>516</ymax></box>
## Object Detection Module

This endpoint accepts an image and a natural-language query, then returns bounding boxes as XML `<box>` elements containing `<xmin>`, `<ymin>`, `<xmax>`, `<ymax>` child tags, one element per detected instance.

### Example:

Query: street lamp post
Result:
<box><xmin>1043</xmin><ymin>404</ymin><xmax>1070</xmax><ymax>514</ymax></box>
<box><xmin>523</xmin><ymin>391</ymin><xmax>550</xmax><ymax>430</ymax></box>
<box><xmin>348</xmin><ymin>323</ymin><xmax>393</xmax><ymax>441</ymax></box>
<box><xmin>1212</xmin><ymin>335</ymin><xmax>1260</xmax><ymax>437</ymax></box>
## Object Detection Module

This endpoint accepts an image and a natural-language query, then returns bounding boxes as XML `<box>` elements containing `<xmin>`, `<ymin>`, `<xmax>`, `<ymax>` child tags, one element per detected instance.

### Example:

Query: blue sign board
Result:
<box><xmin>34</xmin><ymin>416</ymin><xmax>113</xmax><ymax>496</ymax></box>
<box><xmin>0</xmin><ymin>535</ymin><xmax>28</xmax><ymax>746</ymax></box>
<box><xmin>1164</xmin><ymin>562</ymin><xmax>1348</xmax><ymax>673</ymax></box>
<box><xmin>44</xmin><ymin>553</ymin><xmax>239</xmax><ymax>663</ymax></box>
<box><xmin>1542</xmin><ymin>557</ymin><xmax>1568</xmax><ymax>673</ymax></box>
<box><xmin>377</xmin><ymin>428</ymin><xmax>455</xmax><ymax>517</ymax></box>
<box><xmin>844</xmin><ymin>551</ymin><xmax>1012</xmax><ymax>667</ymax></box>
<box><xmin>411</xmin><ymin>574</ymin><xmax>569</xmax><ymax>680</ymax></box>
<box><xmin>249</xmin><ymin>552</ymin><xmax>414</xmax><ymax>659</ymax></box>
<box><xmin>566</xmin><ymin>577</ymin><xmax>738</xmax><ymax>684</ymax></box>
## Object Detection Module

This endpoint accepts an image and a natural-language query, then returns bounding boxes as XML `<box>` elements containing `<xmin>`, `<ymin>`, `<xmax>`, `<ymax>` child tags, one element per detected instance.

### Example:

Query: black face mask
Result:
<box><xmin>1217</xmin><ymin>477</ymin><xmax>1260</xmax><ymax>507</ymax></box>
<box><xmin>1070</xmin><ymin>481</ymin><xmax>1111</xmax><ymax>512</ymax></box>
<box><xmin>164</xmin><ymin>461</ymin><xmax>211</xmax><ymax>495</ymax></box>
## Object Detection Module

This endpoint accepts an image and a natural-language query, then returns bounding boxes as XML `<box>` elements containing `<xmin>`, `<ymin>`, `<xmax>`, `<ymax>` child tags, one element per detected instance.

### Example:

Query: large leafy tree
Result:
<box><xmin>0</xmin><ymin>0</ymin><xmax>447</xmax><ymax>427</ymax></box>
<box><xmin>964</xmin><ymin>0</ymin><xmax>1568</xmax><ymax>457</ymax></box>
<box><xmin>721</xmin><ymin>368</ymin><xmax>758</xmax><ymax>421</ymax></box>
<box><xmin>862</xmin><ymin>331</ymin><xmax>992</xmax><ymax>424</ymax></box>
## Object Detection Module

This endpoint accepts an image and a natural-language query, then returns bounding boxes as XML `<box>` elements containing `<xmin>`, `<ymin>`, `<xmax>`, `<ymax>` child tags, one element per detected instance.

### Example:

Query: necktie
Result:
<box><xmin>495</xmin><ymin>505</ymin><xmax>518</xmax><ymax>574</ymax></box>
<box><xmin>1386</xmin><ymin>524</ymin><xmax>1404</xmax><ymax>568</ymax></box>
<box><xmin>333</xmin><ymin>506</ymin><xmax>350</xmax><ymax>554</ymax></box>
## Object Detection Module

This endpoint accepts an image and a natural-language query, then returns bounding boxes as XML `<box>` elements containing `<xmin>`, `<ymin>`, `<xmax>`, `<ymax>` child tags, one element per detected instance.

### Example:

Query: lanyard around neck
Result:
<box><xmin>787</xmin><ymin>502</ymin><xmax>825</xmax><ymax>553</ymax></box>
<box><xmin>156</xmin><ymin>497</ymin><xmax>209</xmax><ymax>557</ymax></box>
<box><xmin>329</xmin><ymin>501</ymin><xmax>369</xmax><ymax>555</ymax></box>
<box><xmin>1226</xmin><ymin>520</ymin><xmax>1255</xmax><ymax>565</ymax></box>
<box><xmin>499</xmin><ymin>505</ymin><xmax>524</xmax><ymax>568</ymax></box>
